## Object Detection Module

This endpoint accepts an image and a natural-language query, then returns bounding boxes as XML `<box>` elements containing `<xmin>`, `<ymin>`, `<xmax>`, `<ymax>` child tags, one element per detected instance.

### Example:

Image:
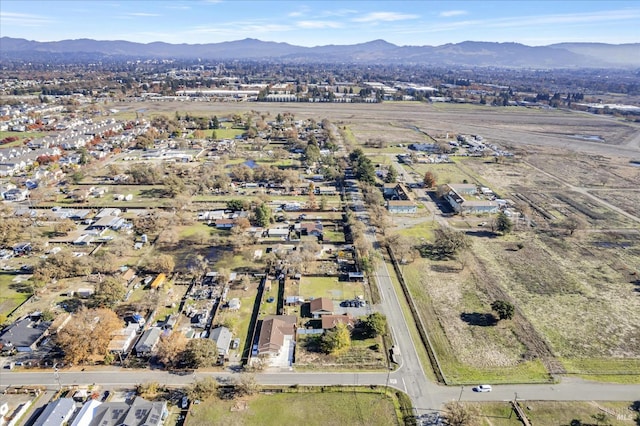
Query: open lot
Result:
<box><xmin>186</xmin><ymin>390</ymin><xmax>400</xmax><ymax>426</ymax></box>
<box><xmin>468</xmin><ymin>401</ymin><xmax>638</xmax><ymax>426</ymax></box>
<box><xmin>0</xmin><ymin>272</ymin><xmax>31</xmax><ymax>319</ymax></box>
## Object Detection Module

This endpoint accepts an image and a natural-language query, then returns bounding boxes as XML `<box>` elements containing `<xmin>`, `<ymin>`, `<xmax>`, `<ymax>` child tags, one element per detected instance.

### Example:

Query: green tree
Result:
<box><xmin>183</xmin><ymin>338</ymin><xmax>218</xmax><ymax>368</ymax></box>
<box><xmin>227</xmin><ymin>199</ymin><xmax>248</xmax><ymax>211</ymax></box>
<box><xmin>385</xmin><ymin>166</ymin><xmax>398</xmax><ymax>183</ymax></box>
<box><xmin>94</xmin><ymin>277</ymin><xmax>126</xmax><ymax>308</ymax></box>
<box><xmin>163</xmin><ymin>175</ymin><xmax>186</xmax><ymax>198</ymax></box>
<box><xmin>254</xmin><ymin>203</ymin><xmax>272</xmax><ymax>227</ymax></box>
<box><xmin>494</xmin><ymin>211</ymin><xmax>513</xmax><ymax>234</ymax></box>
<box><xmin>321</xmin><ymin>322</ymin><xmax>351</xmax><ymax>355</ymax></box>
<box><xmin>355</xmin><ymin>156</ymin><xmax>376</xmax><ymax>184</ymax></box>
<box><xmin>363</xmin><ymin>312</ymin><xmax>387</xmax><ymax>337</ymax></box>
<box><xmin>319</xmin><ymin>196</ymin><xmax>328</xmax><ymax>211</ymax></box>
<box><xmin>430</xmin><ymin>227</ymin><xmax>471</xmax><ymax>259</ymax></box>
<box><xmin>211</xmin><ymin>115</ymin><xmax>220</xmax><ymax>129</ymax></box>
<box><xmin>304</xmin><ymin>142</ymin><xmax>321</xmax><ymax>164</ymax></box>
<box><xmin>491</xmin><ymin>300</ymin><xmax>515</xmax><ymax>320</ymax></box>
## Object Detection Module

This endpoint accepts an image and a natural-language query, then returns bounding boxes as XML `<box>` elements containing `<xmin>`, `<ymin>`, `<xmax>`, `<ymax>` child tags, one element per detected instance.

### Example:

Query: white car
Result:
<box><xmin>474</xmin><ymin>385</ymin><xmax>492</xmax><ymax>392</ymax></box>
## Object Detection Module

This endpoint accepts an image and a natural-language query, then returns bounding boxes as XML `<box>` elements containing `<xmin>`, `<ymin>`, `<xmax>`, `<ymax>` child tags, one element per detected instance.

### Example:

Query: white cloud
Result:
<box><xmin>352</xmin><ymin>11</ymin><xmax>419</xmax><ymax>23</ymax></box>
<box><xmin>0</xmin><ymin>11</ymin><xmax>53</xmax><ymax>27</ymax></box>
<box><xmin>297</xmin><ymin>20</ymin><xmax>342</xmax><ymax>29</ymax></box>
<box><xmin>126</xmin><ymin>12</ymin><xmax>161</xmax><ymax>17</ymax></box>
<box><xmin>439</xmin><ymin>10</ymin><xmax>467</xmax><ymax>18</ymax></box>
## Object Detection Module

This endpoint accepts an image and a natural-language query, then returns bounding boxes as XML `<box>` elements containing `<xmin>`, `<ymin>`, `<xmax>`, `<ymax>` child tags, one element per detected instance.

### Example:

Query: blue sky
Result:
<box><xmin>1</xmin><ymin>1</ymin><xmax>638</xmax><ymax>46</ymax></box>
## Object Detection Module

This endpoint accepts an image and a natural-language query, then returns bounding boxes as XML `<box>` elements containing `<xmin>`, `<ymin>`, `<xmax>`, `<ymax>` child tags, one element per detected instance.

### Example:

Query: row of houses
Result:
<box><xmin>31</xmin><ymin>396</ymin><xmax>167</xmax><ymax>426</ymax></box>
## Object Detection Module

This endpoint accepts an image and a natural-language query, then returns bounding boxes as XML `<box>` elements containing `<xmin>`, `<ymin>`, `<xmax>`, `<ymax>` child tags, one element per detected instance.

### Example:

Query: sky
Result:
<box><xmin>1</xmin><ymin>0</ymin><xmax>639</xmax><ymax>47</ymax></box>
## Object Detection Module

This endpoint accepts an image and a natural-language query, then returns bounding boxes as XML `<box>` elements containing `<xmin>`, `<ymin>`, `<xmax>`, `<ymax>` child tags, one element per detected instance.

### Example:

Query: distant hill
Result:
<box><xmin>1</xmin><ymin>37</ymin><xmax>638</xmax><ymax>68</ymax></box>
<box><xmin>549</xmin><ymin>43</ymin><xmax>640</xmax><ymax>66</ymax></box>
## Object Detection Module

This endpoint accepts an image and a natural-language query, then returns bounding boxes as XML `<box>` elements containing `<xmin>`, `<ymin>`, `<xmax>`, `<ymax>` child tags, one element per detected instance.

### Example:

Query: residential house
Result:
<box><xmin>69</xmin><ymin>399</ymin><xmax>102</xmax><ymax>426</ymax></box>
<box><xmin>70</xmin><ymin>397</ymin><xmax>167</xmax><ymax>426</ymax></box>
<box><xmin>135</xmin><ymin>327</ymin><xmax>162</xmax><ymax>357</ymax></box>
<box><xmin>88</xmin><ymin>215</ymin><xmax>125</xmax><ymax>231</ymax></box>
<box><xmin>444</xmin><ymin>183</ymin><xmax>497</xmax><ymax>214</ymax></box>
<box><xmin>387</xmin><ymin>200</ymin><xmax>417</xmax><ymax>214</ymax></box>
<box><xmin>257</xmin><ymin>315</ymin><xmax>296</xmax><ymax>357</ymax></box>
<box><xmin>321</xmin><ymin>314</ymin><xmax>356</xmax><ymax>330</ymax></box>
<box><xmin>33</xmin><ymin>398</ymin><xmax>76</xmax><ymax>426</ymax></box>
<box><xmin>297</xmin><ymin>222</ymin><xmax>323</xmax><ymax>239</ymax></box>
<box><xmin>448</xmin><ymin>183</ymin><xmax>478</xmax><ymax>196</ymax></box>
<box><xmin>214</xmin><ymin>218</ymin><xmax>235</xmax><ymax>229</ymax></box>
<box><xmin>209</xmin><ymin>326</ymin><xmax>233</xmax><ymax>357</ymax></box>
<box><xmin>309</xmin><ymin>297</ymin><xmax>334</xmax><ymax>318</ymax></box>
<box><xmin>107</xmin><ymin>324</ymin><xmax>138</xmax><ymax>353</ymax></box>
<box><xmin>268</xmin><ymin>227</ymin><xmax>290</xmax><ymax>238</ymax></box>
<box><xmin>0</xmin><ymin>316</ymin><xmax>50</xmax><ymax>352</ymax></box>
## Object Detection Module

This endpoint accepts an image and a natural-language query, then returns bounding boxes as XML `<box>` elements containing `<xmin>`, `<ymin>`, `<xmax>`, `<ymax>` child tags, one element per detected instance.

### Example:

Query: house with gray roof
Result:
<box><xmin>209</xmin><ymin>326</ymin><xmax>232</xmax><ymax>357</ymax></box>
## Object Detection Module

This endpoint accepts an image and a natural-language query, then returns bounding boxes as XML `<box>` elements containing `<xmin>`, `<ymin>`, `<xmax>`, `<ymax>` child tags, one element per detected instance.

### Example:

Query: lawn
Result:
<box><xmin>560</xmin><ymin>358</ymin><xmax>640</xmax><ymax>384</ymax></box>
<box><xmin>0</xmin><ymin>272</ymin><xmax>31</xmax><ymax>320</ymax></box>
<box><xmin>299</xmin><ymin>276</ymin><xmax>364</xmax><ymax>301</ymax></box>
<box><xmin>208</xmin><ymin>127</ymin><xmax>244</xmax><ymax>140</ymax></box>
<box><xmin>187</xmin><ymin>390</ymin><xmax>401</xmax><ymax>426</ymax></box>
<box><xmin>409</xmin><ymin>162</ymin><xmax>478</xmax><ymax>186</ymax></box>
<box><xmin>0</xmin><ymin>131</ymin><xmax>43</xmax><ymax>147</ymax></box>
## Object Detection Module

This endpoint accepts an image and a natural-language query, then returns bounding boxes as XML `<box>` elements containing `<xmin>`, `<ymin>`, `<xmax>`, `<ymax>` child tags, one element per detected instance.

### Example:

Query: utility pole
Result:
<box><xmin>458</xmin><ymin>385</ymin><xmax>464</xmax><ymax>401</ymax></box>
<box><xmin>53</xmin><ymin>364</ymin><xmax>62</xmax><ymax>392</ymax></box>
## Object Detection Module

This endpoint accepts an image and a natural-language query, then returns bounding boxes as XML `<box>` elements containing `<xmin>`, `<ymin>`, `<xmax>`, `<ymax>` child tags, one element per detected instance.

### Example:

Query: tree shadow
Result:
<box><xmin>418</xmin><ymin>243</ymin><xmax>454</xmax><ymax>261</ymax></box>
<box><xmin>139</xmin><ymin>188</ymin><xmax>166</xmax><ymax>198</ymax></box>
<box><xmin>430</xmin><ymin>264</ymin><xmax>462</xmax><ymax>273</ymax></box>
<box><xmin>9</xmin><ymin>281</ymin><xmax>33</xmax><ymax>293</ymax></box>
<box><xmin>460</xmin><ymin>312</ymin><xmax>498</xmax><ymax>327</ymax></box>
<box><xmin>464</xmin><ymin>230</ymin><xmax>499</xmax><ymax>239</ymax></box>
<box><xmin>58</xmin><ymin>298</ymin><xmax>84</xmax><ymax>313</ymax></box>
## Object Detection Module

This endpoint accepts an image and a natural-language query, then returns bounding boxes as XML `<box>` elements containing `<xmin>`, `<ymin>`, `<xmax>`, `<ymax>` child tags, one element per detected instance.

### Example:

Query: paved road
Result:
<box><xmin>2</xmin><ymin>369</ymin><xmax>639</xmax><ymax>407</ymax></box>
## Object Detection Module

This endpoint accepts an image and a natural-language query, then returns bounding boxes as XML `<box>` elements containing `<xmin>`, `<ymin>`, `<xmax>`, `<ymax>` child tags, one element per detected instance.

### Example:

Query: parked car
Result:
<box><xmin>473</xmin><ymin>385</ymin><xmax>492</xmax><ymax>392</ymax></box>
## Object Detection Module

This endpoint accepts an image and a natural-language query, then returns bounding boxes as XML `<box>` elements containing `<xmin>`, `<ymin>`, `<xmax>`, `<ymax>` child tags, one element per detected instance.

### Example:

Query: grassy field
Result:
<box><xmin>299</xmin><ymin>276</ymin><xmax>364</xmax><ymax>301</ymax></box>
<box><xmin>207</xmin><ymin>127</ymin><xmax>244</xmax><ymax>140</ymax></box>
<box><xmin>186</xmin><ymin>390</ymin><xmax>401</xmax><ymax>426</ymax></box>
<box><xmin>0</xmin><ymin>131</ymin><xmax>42</xmax><ymax>146</ymax></box>
<box><xmin>521</xmin><ymin>401</ymin><xmax>636</xmax><ymax>426</ymax></box>
<box><xmin>401</xmin><ymin>254</ymin><xmax>550</xmax><ymax>384</ymax></box>
<box><xmin>0</xmin><ymin>272</ymin><xmax>31</xmax><ymax>320</ymax></box>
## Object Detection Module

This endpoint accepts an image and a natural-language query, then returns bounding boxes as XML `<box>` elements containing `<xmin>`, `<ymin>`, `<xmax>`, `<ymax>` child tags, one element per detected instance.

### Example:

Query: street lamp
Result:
<box><xmin>458</xmin><ymin>385</ymin><xmax>464</xmax><ymax>401</ymax></box>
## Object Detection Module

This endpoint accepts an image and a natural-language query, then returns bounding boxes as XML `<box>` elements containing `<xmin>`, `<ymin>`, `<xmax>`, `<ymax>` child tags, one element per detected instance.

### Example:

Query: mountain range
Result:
<box><xmin>1</xmin><ymin>37</ymin><xmax>638</xmax><ymax>68</ymax></box>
